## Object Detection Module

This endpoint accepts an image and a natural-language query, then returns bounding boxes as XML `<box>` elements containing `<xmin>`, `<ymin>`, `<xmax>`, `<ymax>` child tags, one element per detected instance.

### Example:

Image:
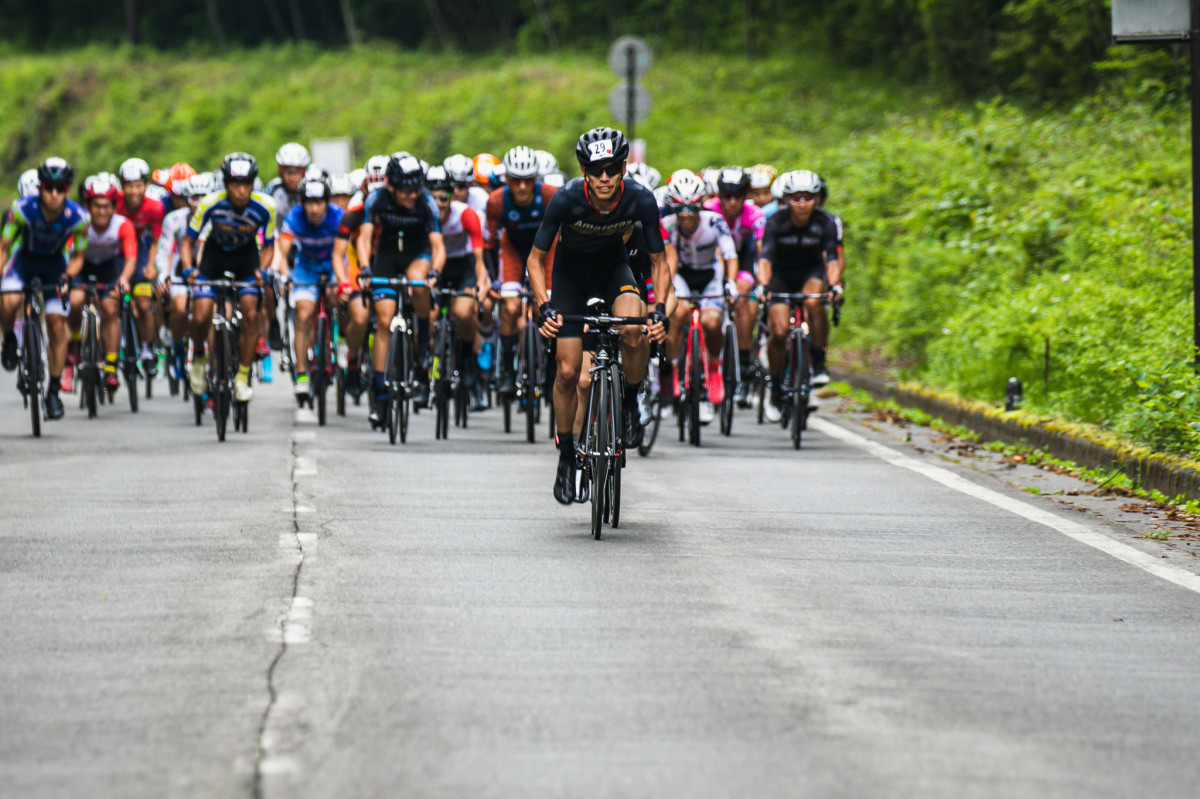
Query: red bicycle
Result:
<box><xmin>675</xmin><ymin>292</ymin><xmax>736</xmax><ymax>447</ymax></box>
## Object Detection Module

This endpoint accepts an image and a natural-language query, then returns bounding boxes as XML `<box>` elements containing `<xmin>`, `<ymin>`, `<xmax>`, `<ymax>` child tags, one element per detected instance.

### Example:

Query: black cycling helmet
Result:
<box><xmin>37</xmin><ymin>157</ymin><xmax>74</xmax><ymax>186</ymax></box>
<box><xmin>385</xmin><ymin>153</ymin><xmax>424</xmax><ymax>187</ymax></box>
<box><xmin>221</xmin><ymin>152</ymin><xmax>259</xmax><ymax>183</ymax></box>
<box><xmin>298</xmin><ymin>176</ymin><xmax>331</xmax><ymax>203</ymax></box>
<box><xmin>575</xmin><ymin>127</ymin><xmax>630</xmax><ymax>166</ymax></box>
<box><xmin>816</xmin><ymin>174</ymin><xmax>829</xmax><ymax>204</ymax></box>
<box><xmin>716</xmin><ymin>166</ymin><xmax>750</xmax><ymax>196</ymax></box>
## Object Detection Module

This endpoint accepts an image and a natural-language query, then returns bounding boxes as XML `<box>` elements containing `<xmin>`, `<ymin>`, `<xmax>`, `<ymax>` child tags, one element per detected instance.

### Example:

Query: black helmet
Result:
<box><xmin>37</xmin><ymin>157</ymin><xmax>74</xmax><ymax>186</ymax></box>
<box><xmin>575</xmin><ymin>127</ymin><xmax>629</xmax><ymax>166</ymax></box>
<box><xmin>386</xmin><ymin>153</ymin><xmax>424</xmax><ymax>187</ymax></box>
<box><xmin>716</xmin><ymin>166</ymin><xmax>750</xmax><ymax>196</ymax></box>
<box><xmin>298</xmin><ymin>176</ymin><xmax>331</xmax><ymax>202</ymax></box>
<box><xmin>221</xmin><ymin>152</ymin><xmax>259</xmax><ymax>183</ymax></box>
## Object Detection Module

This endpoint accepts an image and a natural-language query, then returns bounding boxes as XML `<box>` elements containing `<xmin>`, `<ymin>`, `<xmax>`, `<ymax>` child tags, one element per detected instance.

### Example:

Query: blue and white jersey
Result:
<box><xmin>3</xmin><ymin>196</ymin><xmax>89</xmax><ymax>258</ymax></box>
<box><xmin>282</xmin><ymin>204</ymin><xmax>344</xmax><ymax>273</ymax></box>
<box><xmin>187</xmin><ymin>190</ymin><xmax>276</xmax><ymax>252</ymax></box>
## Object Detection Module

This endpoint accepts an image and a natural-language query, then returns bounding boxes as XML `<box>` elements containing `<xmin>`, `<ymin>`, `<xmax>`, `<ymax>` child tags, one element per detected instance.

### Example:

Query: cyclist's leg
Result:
<box><xmin>801</xmin><ymin>274</ymin><xmax>829</xmax><ymax>375</ymax></box>
<box><xmin>573</xmin><ymin>348</ymin><xmax>593</xmax><ymax>437</ymax></box>
<box><xmin>370</xmin><ymin>293</ymin><xmax>397</xmax><ymax>375</ymax></box>
<box><xmin>406</xmin><ymin>256</ymin><xmax>432</xmax><ymax>356</ymax></box>
<box><xmin>666</xmin><ymin>273</ymin><xmax>691</xmax><ymax>362</ymax></box>
<box><xmin>237</xmin><ymin>289</ymin><xmax>260</xmax><ymax>368</ymax></box>
<box><xmin>292</xmin><ymin>294</ymin><xmax>316</xmax><ymax>376</ymax></box>
<box><xmin>100</xmin><ymin>296</ymin><xmax>121</xmax><ymax>360</ymax></box>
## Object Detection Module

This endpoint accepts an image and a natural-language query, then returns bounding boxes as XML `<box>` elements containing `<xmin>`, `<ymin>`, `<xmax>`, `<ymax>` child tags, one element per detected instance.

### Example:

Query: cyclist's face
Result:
<box><xmin>787</xmin><ymin>192</ymin><xmax>817</xmax><ymax>224</ymax></box>
<box><xmin>749</xmin><ymin>187</ymin><xmax>772</xmax><ymax>207</ymax></box>
<box><xmin>719</xmin><ymin>192</ymin><xmax>744</xmax><ymax>217</ymax></box>
<box><xmin>88</xmin><ymin>197</ymin><xmax>114</xmax><ymax>227</ymax></box>
<box><xmin>582</xmin><ymin>159</ymin><xmax>624</xmax><ymax>201</ymax></box>
<box><xmin>390</xmin><ymin>184</ymin><xmax>419</xmax><ymax>208</ymax></box>
<box><xmin>331</xmin><ymin>195</ymin><xmax>350</xmax><ymax>210</ymax></box>
<box><xmin>122</xmin><ymin>179</ymin><xmax>146</xmax><ymax>206</ymax></box>
<box><xmin>676</xmin><ymin>210</ymin><xmax>700</xmax><ymax>235</ymax></box>
<box><xmin>280</xmin><ymin>166</ymin><xmax>305</xmax><ymax>192</ymax></box>
<box><xmin>452</xmin><ymin>182</ymin><xmax>471</xmax><ymax>202</ymax></box>
<box><xmin>226</xmin><ymin>180</ymin><xmax>253</xmax><ymax>206</ymax></box>
<box><xmin>39</xmin><ymin>183</ymin><xmax>68</xmax><ymax>212</ymax></box>
<box><xmin>508</xmin><ymin>176</ymin><xmax>536</xmax><ymax>205</ymax></box>
<box><xmin>303</xmin><ymin>198</ymin><xmax>328</xmax><ymax>225</ymax></box>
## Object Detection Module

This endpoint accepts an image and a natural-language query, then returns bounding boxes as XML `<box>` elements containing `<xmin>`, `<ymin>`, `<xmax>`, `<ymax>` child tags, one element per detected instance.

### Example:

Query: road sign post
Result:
<box><xmin>607</xmin><ymin>36</ymin><xmax>652</xmax><ymax>142</ymax></box>
<box><xmin>1114</xmin><ymin>0</ymin><xmax>1200</xmax><ymax>364</ymax></box>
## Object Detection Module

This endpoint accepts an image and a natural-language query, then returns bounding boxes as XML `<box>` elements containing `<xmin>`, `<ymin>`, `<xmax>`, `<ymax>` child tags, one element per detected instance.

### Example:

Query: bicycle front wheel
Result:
<box><xmin>589</xmin><ymin>374</ymin><xmax>610</xmax><ymax>540</ymax></box>
<box><xmin>720</xmin><ymin>326</ymin><xmax>738</xmax><ymax>436</ymax></box>
<box><xmin>314</xmin><ymin>317</ymin><xmax>329</xmax><ymax>426</ymax></box>
<box><xmin>688</xmin><ymin>326</ymin><xmax>703</xmax><ymax>447</ymax></box>
<box><xmin>791</xmin><ymin>329</ymin><xmax>809</xmax><ymax>449</ymax></box>
<box><xmin>23</xmin><ymin>316</ymin><xmax>43</xmax><ymax>437</ymax></box>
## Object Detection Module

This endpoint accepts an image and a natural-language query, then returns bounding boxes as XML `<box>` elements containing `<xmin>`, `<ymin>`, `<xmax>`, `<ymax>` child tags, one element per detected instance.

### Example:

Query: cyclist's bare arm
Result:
<box><xmin>528</xmin><ymin>245</ymin><xmax>550</xmax><ymax>310</ymax></box>
<box><xmin>665</xmin><ymin>241</ymin><xmax>679</xmax><ymax>279</ymax></box>
<box><xmin>179</xmin><ymin>237</ymin><xmax>194</xmax><ymax>272</ymax></box>
<box><xmin>357</xmin><ymin>223</ymin><xmax>374</xmax><ymax>271</ymax></box>
<box><xmin>428</xmin><ymin>232</ymin><xmax>446</xmax><ymax>274</ymax></box>
<box><xmin>331</xmin><ymin>237</ymin><xmax>350</xmax><ymax>286</ymax></box>
<box><xmin>259</xmin><ymin>242</ymin><xmax>275</xmax><ymax>273</ymax></box>
<box><xmin>756</xmin><ymin>258</ymin><xmax>772</xmax><ymax>288</ymax></box>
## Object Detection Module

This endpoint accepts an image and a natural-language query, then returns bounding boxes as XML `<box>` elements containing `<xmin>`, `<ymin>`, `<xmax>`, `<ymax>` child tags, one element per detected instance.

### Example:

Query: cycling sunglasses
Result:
<box><xmin>42</xmin><ymin>183</ymin><xmax>69</xmax><ymax>195</ymax></box>
<box><xmin>672</xmin><ymin>202</ymin><xmax>703</xmax><ymax>214</ymax></box>
<box><xmin>719</xmin><ymin>192</ymin><xmax>745</xmax><ymax>201</ymax></box>
<box><xmin>787</xmin><ymin>192</ymin><xmax>817</xmax><ymax>205</ymax></box>
<box><xmin>584</xmin><ymin>162</ymin><xmax>624</xmax><ymax>178</ymax></box>
<box><xmin>433</xmin><ymin>192</ymin><xmax>452</xmax><ymax>203</ymax></box>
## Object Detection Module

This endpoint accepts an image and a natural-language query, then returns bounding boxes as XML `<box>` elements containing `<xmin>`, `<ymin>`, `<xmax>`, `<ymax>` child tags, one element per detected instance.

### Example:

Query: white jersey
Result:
<box><xmin>83</xmin><ymin>212</ymin><xmax>133</xmax><ymax>265</ymax></box>
<box><xmin>157</xmin><ymin>207</ymin><xmax>191</xmax><ymax>280</ymax></box>
<box><xmin>440</xmin><ymin>201</ymin><xmax>479</xmax><ymax>259</ymax></box>
<box><xmin>662</xmin><ymin>209</ymin><xmax>736</xmax><ymax>272</ymax></box>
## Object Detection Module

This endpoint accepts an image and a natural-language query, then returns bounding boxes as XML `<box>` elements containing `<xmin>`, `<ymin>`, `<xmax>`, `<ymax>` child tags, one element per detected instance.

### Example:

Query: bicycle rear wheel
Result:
<box><xmin>589</xmin><ymin>375</ymin><xmax>610</xmax><ymax>540</ymax></box>
<box><xmin>213</xmin><ymin>331</ymin><xmax>229</xmax><ymax>441</ymax></box>
<box><xmin>522</xmin><ymin>324</ymin><xmax>538</xmax><ymax>443</ymax></box>
<box><xmin>81</xmin><ymin>312</ymin><xmax>99</xmax><ymax>419</ymax></box>
<box><xmin>610</xmin><ymin>451</ymin><xmax>621</xmax><ymax>528</ymax></box>
<box><xmin>23</xmin><ymin>316</ymin><xmax>42</xmax><ymax>437</ymax></box>
<box><xmin>384</xmin><ymin>327</ymin><xmax>403</xmax><ymax>444</ymax></box>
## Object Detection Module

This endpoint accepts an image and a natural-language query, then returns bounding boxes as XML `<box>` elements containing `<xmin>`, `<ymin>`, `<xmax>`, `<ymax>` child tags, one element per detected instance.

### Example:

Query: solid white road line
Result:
<box><xmin>811</xmin><ymin>416</ymin><xmax>1200</xmax><ymax>596</ymax></box>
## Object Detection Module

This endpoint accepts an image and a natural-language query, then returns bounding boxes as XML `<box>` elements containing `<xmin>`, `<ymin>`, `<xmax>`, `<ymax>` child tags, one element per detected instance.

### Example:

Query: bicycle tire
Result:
<box><xmin>384</xmin><ymin>327</ymin><xmax>402</xmax><ymax>444</ymax></box>
<box><xmin>503</xmin><ymin>395</ymin><xmax>512</xmax><ymax>433</ymax></box>
<box><xmin>755</xmin><ymin>369</ymin><xmax>766</xmax><ymax>425</ymax></box>
<box><xmin>23</xmin><ymin>316</ymin><xmax>41</xmax><ymax>437</ymax></box>
<box><xmin>638</xmin><ymin>394</ymin><xmax>661</xmax><ymax>457</ymax></box>
<box><xmin>193</xmin><ymin>393</ymin><xmax>204</xmax><ymax>425</ymax></box>
<box><xmin>314</xmin><ymin>317</ymin><xmax>329</xmax><ymax>426</ymax></box>
<box><xmin>792</xmin><ymin>330</ymin><xmax>809</xmax><ymax>450</ymax></box>
<box><xmin>688</xmin><ymin>325</ymin><xmax>702</xmax><ymax>447</ymax></box>
<box><xmin>611</xmin><ymin>448</ymin><xmax>621</xmax><ymax>528</ymax></box>
<box><xmin>589</xmin><ymin>374</ymin><xmax>609</xmax><ymax>540</ymax></box>
<box><xmin>81</xmin><ymin>311</ymin><xmax>99</xmax><ymax>418</ymax></box>
<box><xmin>336</xmin><ymin>365</ymin><xmax>346</xmax><ymax>416</ymax></box>
<box><xmin>522</xmin><ymin>323</ymin><xmax>538</xmax><ymax>443</ymax></box>
<box><xmin>213</xmin><ymin>329</ymin><xmax>229</xmax><ymax>442</ymax></box>
<box><xmin>720</xmin><ymin>327</ymin><xmax>738</xmax><ymax>436</ymax></box>
<box><xmin>236</xmin><ymin>400</ymin><xmax>249</xmax><ymax>433</ymax></box>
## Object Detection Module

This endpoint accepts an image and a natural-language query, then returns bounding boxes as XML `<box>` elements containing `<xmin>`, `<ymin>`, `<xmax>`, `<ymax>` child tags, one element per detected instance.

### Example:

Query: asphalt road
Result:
<box><xmin>2</xmin><ymin>372</ymin><xmax>1199</xmax><ymax>798</ymax></box>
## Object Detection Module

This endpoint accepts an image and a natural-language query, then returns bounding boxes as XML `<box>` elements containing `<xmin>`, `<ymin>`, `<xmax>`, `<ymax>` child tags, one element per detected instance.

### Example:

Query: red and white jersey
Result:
<box><xmin>116</xmin><ymin>194</ymin><xmax>165</xmax><ymax>241</ymax></box>
<box><xmin>441</xmin><ymin>200</ymin><xmax>484</xmax><ymax>259</ymax></box>
<box><xmin>661</xmin><ymin>209</ymin><xmax>736</xmax><ymax>271</ymax></box>
<box><xmin>84</xmin><ymin>213</ymin><xmax>138</xmax><ymax>264</ymax></box>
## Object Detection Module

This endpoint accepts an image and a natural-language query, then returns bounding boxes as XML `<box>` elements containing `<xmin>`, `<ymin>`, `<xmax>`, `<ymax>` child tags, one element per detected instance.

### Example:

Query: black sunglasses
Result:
<box><xmin>584</xmin><ymin>162</ymin><xmax>624</xmax><ymax>179</ymax></box>
<box><xmin>42</xmin><ymin>183</ymin><xmax>69</xmax><ymax>194</ymax></box>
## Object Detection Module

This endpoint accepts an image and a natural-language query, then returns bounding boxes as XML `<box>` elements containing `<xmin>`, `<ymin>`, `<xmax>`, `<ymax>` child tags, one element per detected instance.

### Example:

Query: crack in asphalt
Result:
<box><xmin>253</xmin><ymin>435</ymin><xmax>306</xmax><ymax>799</ymax></box>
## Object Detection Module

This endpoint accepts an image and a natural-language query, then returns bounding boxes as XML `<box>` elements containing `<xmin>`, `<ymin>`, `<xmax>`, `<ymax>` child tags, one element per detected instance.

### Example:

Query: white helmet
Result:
<box><xmin>665</xmin><ymin>172</ymin><xmax>707</xmax><ymax>207</ymax></box>
<box><xmin>276</xmin><ymin>142</ymin><xmax>311</xmax><ymax>168</ymax></box>
<box><xmin>748</xmin><ymin>164</ymin><xmax>778</xmax><ymax>190</ymax></box>
<box><xmin>644</xmin><ymin>166</ymin><xmax>662</xmax><ymax>190</ymax></box>
<box><xmin>534</xmin><ymin>150</ymin><xmax>558</xmax><ymax>177</ymax></box>
<box><xmin>776</xmin><ymin>169</ymin><xmax>822</xmax><ymax>196</ymax></box>
<box><xmin>492</xmin><ymin>162</ymin><xmax>507</xmax><ymax>184</ymax></box>
<box><xmin>17</xmin><ymin>168</ymin><xmax>39</xmax><ymax>198</ymax></box>
<box><xmin>185</xmin><ymin>172</ymin><xmax>217</xmax><ymax>198</ymax></box>
<box><xmin>348</xmin><ymin>168</ymin><xmax>366</xmax><ymax>189</ymax></box>
<box><xmin>118</xmin><ymin>157</ymin><xmax>151</xmax><ymax>183</ymax></box>
<box><xmin>304</xmin><ymin>164</ymin><xmax>330</xmax><ymax>182</ymax></box>
<box><xmin>503</xmin><ymin>146</ymin><xmax>539</xmax><ymax>180</ymax></box>
<box><xmin>700</xmin><ymin>167</ymin><xmax>721</xmax><ymax>196</ymax></box>
<box><xmin>668</xmin><ymin>168</ymin><xmax>697</xmax><ymax>184</ymax></box>
<box><xmin>362</xmin><ymin>155</ymin><xmax>389</xmax><ymax>192</ymax></box>
<box><xmin>443</xmin><ymin>154</ymin><xmax>474</xmax><ymax>183</ymax></box>
<box><xmin>543</xmin><ymin>172</ymin><xmax>565</xmax><ymax>188</ymax></box>
<box><xmin>330</xmin><ymin>173</ymin><xmax>356</xmax><ymax>196</ymax></box>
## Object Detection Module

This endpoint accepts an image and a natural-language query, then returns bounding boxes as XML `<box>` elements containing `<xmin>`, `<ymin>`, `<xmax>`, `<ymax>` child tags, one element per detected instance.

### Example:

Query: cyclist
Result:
<box><xmin>158</xmin><ymin>171</ymin><xmax>213</xmax><ymax>383</ymax></box>
<box><xmin>329</xmin><ymin>156</ymin><xmax>387</xmax><ymax>400</ymax></box>
<box><xmin>757</xmin><ymin>169</ymin><xmax>842</xmax><ymax>422</ymax></box>
<box><xmin>444</xmin><ymin>154</ymin><xmax>489</xmax><ymax>220</ymax></box>
<box><xmin>704</xmin><ymin>167</ymin><xmax>766</xmax><ymax>408</ymax></box>
<box><xmin>747</xmin><ymin>164</ymin><xmax>778</xmax><ymax>211</ymax></box>
<box><xmin>71</xmin><ymin>176</ymin><xmax>138</xmax><ymax>394</ymax></box>
<box><xmin>0</xmin><ymin>157</ymin><xmax>89</xmax><ymax>420</ymax></box>
<box><xmin>116</xmin><ymin>157</ymin><xmax>164</xmax><ymax>377</ymax></box>
<box><xmin>530</xmin><ymin>127</ymin><xmax>670</xmax><ymax>505</ymax></box>
<box><xmin>278</xmin><ymin>176</ymin><xmax>348</xmax><ymax>402</ymax></box>
<box><xmin>354</xmin><ymin>152</ymin><xmax>445</xmax><ymax>426</ymax></box>
<box><xmin>330</xmin><ymin>173</ymin><xmax>356</xmax><ymax>210</ymax></box>
<box><xmin>428</xmin><ymin>165</ymin><xmax>490</xmax><ymax>406</ymax></box>
<box><xmin>487</xmin><ymin>145</ymin><xmax>558</xmax><ymax>397</ymax></box>
<box><xmin>179</xmin><ymin>152</ymin><xmax>277</xmax><ymax>404</ymax></box>
<box><xmin>660</xmin><ymin>172</ymin><xmax>737</xmax><ymax>425</ymax></box>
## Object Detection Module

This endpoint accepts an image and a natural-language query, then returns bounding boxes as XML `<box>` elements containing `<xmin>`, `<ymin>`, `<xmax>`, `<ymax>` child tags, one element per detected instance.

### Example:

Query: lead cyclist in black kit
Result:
<box><xmin>528</xmin><ymin>127</ymin><xmax>672</xmax><ymax>504</ymax></box>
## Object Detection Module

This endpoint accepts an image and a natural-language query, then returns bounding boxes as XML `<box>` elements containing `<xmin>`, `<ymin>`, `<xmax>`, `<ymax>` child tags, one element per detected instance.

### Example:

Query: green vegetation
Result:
<box><xmin>0</xmin><ymin>44</ymin><xmax>1193</xmax><ymax>455</ymax></box>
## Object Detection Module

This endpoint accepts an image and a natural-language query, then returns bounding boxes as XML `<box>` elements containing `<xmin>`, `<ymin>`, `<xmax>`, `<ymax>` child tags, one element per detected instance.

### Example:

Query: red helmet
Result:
<box><xmin>83</xmin><ymin>174</ymin><xmax>120</xmax><ymax>203</ymax></box>
<box><xmin>168</xmin><ymin>163</ymin><xmax>197</xmax><ymax>195</ymax></box>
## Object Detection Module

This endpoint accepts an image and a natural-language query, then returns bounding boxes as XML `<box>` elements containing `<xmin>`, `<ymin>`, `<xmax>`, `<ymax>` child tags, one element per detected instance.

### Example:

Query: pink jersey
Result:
<box><xmin>703</xmin><ymin>197</ymin><xmax>765</xmax><ymax>249</ymax></box>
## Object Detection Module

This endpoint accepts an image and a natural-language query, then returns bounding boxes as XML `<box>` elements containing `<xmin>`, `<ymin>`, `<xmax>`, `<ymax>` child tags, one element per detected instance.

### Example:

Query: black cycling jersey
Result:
<box><xmin>761</xmin><ymin>207</ymin><xmax>840</xmax><ymax>281</ymax></box>
<box><xmin>532</xmin><ymin>177</ymin><xmax>664</xmax><ymax>258</ymax></box>
<box><xmin>362</xmin><ymin>188</ymin><xmax>440</xmax><ymax>275</ymax></box>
